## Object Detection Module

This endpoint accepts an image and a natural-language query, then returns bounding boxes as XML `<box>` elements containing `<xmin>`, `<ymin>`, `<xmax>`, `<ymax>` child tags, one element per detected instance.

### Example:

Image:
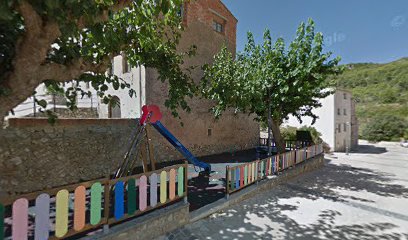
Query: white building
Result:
<box><xmin>284</xmin><ymin>89</ymin><xmax>358</xmax><ymax>152</ymax></box>
<box><xmin>97</xmin><ymin>55</ymin><xmax>146</xmax><ymax>119</ymax></box>
<box><xmin>8</xmin><ymin>54</ymin><xmax>145</xmax><ymax>120</ymax></box>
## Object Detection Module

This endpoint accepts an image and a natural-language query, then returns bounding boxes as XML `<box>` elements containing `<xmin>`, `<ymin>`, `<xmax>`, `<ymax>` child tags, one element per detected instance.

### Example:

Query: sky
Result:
<box><xmin>222</xmin><ymin>0</ymin><xmax>408</xmax><ymax>64</ymax></box>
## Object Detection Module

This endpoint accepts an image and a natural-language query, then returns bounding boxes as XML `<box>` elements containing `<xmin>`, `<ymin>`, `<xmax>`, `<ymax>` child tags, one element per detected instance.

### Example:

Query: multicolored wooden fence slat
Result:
<box><xmin>235</xmin><ymin>168</ymin><xmax>240</xmax><ymax>189</ymax></box>
<box><xmin>139</xmin><ymin>175</ymin><xmax>147</xmax><ymax>211</ymax></box>
<box><xmin>114</xmin><ymin>181</ymin><xmax>125</xmax><ymax>220</ymax></box>
<box><xmin>0</xmin><ymin>203</ymin><xmax>3</xmax><ymax>240</ymax></box>
<box><xmin>128</xmin><ymin>178</ymin><xmax>137</xmax><ymax>215</ymax></box>
<box><xmin>12</xmin><ymin>198</ymin><xmax>28</xmax><ymax>240</ymax></box>
<box><xmin>74</xmin><ymin>186</ymin><xmax>86</xmax><ymax>232</ymax></box>
<box><xmin>169</xmin><ymin>169</ymin><xmax>176</xmax><ymax>200</ymax></box>
<box><xmin>35</xmin><ymin>193</ymin><xmax>50</xmax><ymax>240</ymax></box>
<box><xmin>55</xmin><ymin>190</ymin><xmax>69</xmax><ymax>238</ymax></box>
<box><xmin>240</xmin><ymin>166</ymin><xmax>244</xmax><ymax>187</ymax></box>
<box><xmin>150</xmin><ymin>173</ymin><xmax>158</xmax><ymax>207</ymax></box>
<box><xmin>177</xmin><ymin>167</ymin><xmax>184</xmax><ymax>196</ymax></box>
<box><xmin>160</xmin><ymin>171</ymin><xmax>167</xmax><ymax>204</ymax></box>
<box><xmin>248</xmin><ymin>164</ymin><xmax>251</xmax><ymax>183</ymax></box>
<box><xmin>269</xmin><ymin>158</ymin><xmax>272</xmax><ymax>175</ymax></box>
<box><xmin>244</xmin><ymin>165</ymin><xmax>248</xmax><ymax>185</ymax></box>
<box><xmin>253</xmin><ymin>162</ymin><xmax>257</xmax><ymax>181</ymax></box>
<box><xmin>230</xmin><ymin>168</ymin><xmax>235</xmax><ymax>191</ymax></box>
<box><xmin>90</xmin><ymin>182</ymin><xmax>103</xmax><ymax>225</ymax></box>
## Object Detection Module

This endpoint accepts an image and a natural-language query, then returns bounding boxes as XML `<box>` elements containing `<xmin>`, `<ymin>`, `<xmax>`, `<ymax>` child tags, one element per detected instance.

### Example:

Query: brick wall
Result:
<box><xmin>0</xmin><ymin>118</ymin><xmax>139</xmax><ymax>198</ymax></box>
<box><xmin>183</xmin><ymin>0</ymin><xmax>237</xmax><ymax>52</ymax></box>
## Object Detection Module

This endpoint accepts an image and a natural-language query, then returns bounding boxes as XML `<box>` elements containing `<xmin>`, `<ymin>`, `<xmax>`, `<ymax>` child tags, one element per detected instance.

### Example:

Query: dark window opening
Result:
<box><xmin>122</xmin><ymin>54</ymin><xmax>130</xmax><ymax>73</ymax></box>
<box><xmin>207</xmin><ymin>128</ymin><xmax>212</xmax><ymax>137</ymax></box>
<box><xmin>213</xmin><ymin>21</ymin><xmax>224</xmax><ymax>33</ymax></box>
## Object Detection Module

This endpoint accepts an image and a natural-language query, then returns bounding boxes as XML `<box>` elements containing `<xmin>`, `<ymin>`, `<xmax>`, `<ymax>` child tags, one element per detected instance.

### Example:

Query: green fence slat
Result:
<box><xmin>178</xmin><ymin>167</ymin><xmax>184</xmax><ymax>196</ymax></box>
<box><xmin>0</xmin><ymin>203</ymin><xmax>3</xmax><ymax>240</ymax></box>
<box><xmin>230</xmin><ymin>169</ymin><xmax>235</xmax><ymax>191</ymax></box>
<box><xmin>244</xmin><ymin>165</ymin><xmax>248</xmax><ymax>185</ymax></box>
<box><xmin>128</xmin><ymin>179</ymin><xmax>136</xmax><ymax>215</ymax></box>
<box><xmin>90</xmin><ymin>182</ymin><xmax>103</xmax><ymax>225</ymax></box>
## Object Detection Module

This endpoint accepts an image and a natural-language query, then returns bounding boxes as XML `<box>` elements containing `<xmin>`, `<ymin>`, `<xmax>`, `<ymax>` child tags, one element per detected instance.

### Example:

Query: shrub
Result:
<box><xmin>361</xmin><ymin>115</ymin><xmax>408</xmax><ymax>142</ymax></box>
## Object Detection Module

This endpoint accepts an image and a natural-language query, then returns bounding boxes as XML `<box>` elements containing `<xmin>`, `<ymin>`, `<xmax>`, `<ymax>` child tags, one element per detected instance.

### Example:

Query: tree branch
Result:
<box><xmin>39</xmin><ymin>57</ymin><xmax>110</xmax><ymax>82</ymax></box>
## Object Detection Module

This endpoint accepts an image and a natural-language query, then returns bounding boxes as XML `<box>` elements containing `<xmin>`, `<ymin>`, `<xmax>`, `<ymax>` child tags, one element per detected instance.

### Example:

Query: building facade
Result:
<box><xmin>285</xmin><ymin>89</ymin><xmax>359</xmax><ymax>152</ymax></box>
<box><xmin>10</xmin><ymin>0</ymin><xmax>259</xmax><ymax>162</ymax></box>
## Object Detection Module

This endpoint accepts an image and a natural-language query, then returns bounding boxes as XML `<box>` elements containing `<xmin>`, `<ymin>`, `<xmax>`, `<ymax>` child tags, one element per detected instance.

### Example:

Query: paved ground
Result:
<box><xmin>159</xmin><ymin>141</ymin><xmax>408</xmax><ymax>240</ymax></box>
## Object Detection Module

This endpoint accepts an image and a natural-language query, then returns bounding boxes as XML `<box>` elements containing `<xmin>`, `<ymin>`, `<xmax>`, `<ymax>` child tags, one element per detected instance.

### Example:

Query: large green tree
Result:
<box><xmin>202</xmin><ymin>19</ymin><xmax>341</xmax><ymax>153</ymax></box>
<box><xmin>0</xmin><ymin>0</ymin><xmax>195</xmax><ymax>123</ymax></box>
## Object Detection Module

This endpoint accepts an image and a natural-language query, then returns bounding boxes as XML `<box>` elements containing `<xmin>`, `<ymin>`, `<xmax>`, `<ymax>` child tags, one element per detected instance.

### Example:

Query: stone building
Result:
<box><xmin>9</xmin><ymin>0</ymin><xmax>259</xmax><ymax>162</ymax></box>
<box><xmin>285</xmin><ymin>89</ymin><xmax>359</xmax><ymax>152</ymax></box>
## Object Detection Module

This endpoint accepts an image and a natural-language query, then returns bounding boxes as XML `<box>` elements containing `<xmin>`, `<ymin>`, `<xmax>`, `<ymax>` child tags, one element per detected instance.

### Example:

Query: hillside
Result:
<box><xmin>329</xmin><ymin>58</ymin><xmax>408</xmax><ymax>141</ymax></box>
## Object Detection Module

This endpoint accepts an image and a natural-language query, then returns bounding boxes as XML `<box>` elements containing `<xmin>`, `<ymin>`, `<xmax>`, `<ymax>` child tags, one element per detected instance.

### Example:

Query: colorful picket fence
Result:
<box><xmin>226</xmin><ymin>144</ymin><xmax>323</xmax><ymax>194</ymax></box>
<box><xmin>0</xmin><ymin>163</ymin><xmax>187</xmax><ymax>240</ymax></box>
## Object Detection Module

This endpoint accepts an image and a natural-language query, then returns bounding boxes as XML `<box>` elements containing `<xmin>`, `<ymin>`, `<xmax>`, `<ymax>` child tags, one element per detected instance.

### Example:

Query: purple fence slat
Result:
<box><xmin>150</xmin><ymin>173</ymin><xmax>158</xmax><ymax>207</ymax></box>
<box><xmin>34</xmin><ymin>194</ymin><xmax>50</xmax><ymax>240</ymax></box>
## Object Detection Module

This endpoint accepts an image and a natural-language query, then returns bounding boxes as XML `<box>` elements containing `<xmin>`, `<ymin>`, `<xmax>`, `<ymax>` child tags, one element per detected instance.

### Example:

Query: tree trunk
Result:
<box><xmin>270</xmin><ymin>118</ymin><xmax>286</xmax><ymax>153</ymax></box>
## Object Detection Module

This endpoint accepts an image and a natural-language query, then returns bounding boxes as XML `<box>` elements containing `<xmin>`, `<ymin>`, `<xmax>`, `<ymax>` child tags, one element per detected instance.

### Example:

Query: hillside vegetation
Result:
<box><xmin>329</xmin><ymin>58</ymin><xmax>408</xmax><ymax>141</ymax></box>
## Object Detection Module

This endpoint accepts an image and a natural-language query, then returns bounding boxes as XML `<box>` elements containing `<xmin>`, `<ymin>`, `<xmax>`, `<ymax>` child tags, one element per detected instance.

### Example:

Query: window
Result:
<box><xmin>108</xmin><ymin>96</ymin><xmax>121</xmax><ymax>118</ymax></box>
<box><xmin>343</xmin><ymin>93</ymin><xmax>347</xmax><ymax>99</ymax></box>
<box><xmin>213</xmin><ymin>21</ymin><xmax>223</xmax><ymax>33</ymax></box>
<box><xmin>344</xmin><ymin>123</ymin><xmax>347</xmax><ymax>132</ymax></box>
<box><xmin>343</xmin><ymin>109</ymin><xmax>347</xmax><ymax>115</ymax></box>
<box><xmin>337</xmin><ymin>108</ymin><xmax>341</xmax><ymax>115</ymax></box>
<box><xmin>207</xmin><ymin>128</ymin><xmax>212</xmax><ymax>137</ymax></box>
<box><xmin>122</xmin><ymin>54</ymin><xmax>130</xmax><ymax>73</ymax></box>
<box><xmin>338</xmin><ymin>124</ymin><xmax>341</xmax><ymax>133</ymax></box>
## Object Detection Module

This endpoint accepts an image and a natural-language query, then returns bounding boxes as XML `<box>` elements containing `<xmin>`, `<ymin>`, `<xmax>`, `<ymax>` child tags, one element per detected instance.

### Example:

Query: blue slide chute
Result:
<box><xmin>152</xmin><ymin>121</ymin><xmax>211</xmax><ymax>172</ymax></box>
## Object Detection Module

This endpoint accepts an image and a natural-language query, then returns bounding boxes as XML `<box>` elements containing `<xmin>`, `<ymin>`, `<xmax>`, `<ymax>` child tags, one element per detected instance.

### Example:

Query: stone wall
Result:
<box><xmin>0</xmin><ymin>118</ymin><xmax>138</xmax><ymax>198</ymax></box>
<box><xmin>89</xmin><ymin>202</ymin><xmax>189</xmax><ymax>240</ymax></box>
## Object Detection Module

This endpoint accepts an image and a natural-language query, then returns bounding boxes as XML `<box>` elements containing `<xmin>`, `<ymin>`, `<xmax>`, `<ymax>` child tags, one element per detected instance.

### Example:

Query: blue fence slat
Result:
<box><xmin>114</xmin><ymin>181</ymin><xmax>125</xmax><ymax>220</ymax></box>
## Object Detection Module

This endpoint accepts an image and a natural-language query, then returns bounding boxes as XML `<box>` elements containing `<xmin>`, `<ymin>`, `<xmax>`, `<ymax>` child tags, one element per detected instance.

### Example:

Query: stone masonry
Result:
<box><xmin>0</xmin><ymin>118</ymin><xmax>138</xmax><ymax>199</ymax></box>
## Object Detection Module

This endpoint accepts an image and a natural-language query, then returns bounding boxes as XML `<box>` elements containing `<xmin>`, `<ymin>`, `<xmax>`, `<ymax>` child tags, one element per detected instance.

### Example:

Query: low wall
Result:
<box><xmin>190</xmin><ymin>154</ymin><xmax>325</xmax><ymax>222</ymax></box>
<box><xmin>87</xmin><ymin>202</ymin><xmax>190</xmax><ymax>240</ymax></box>
<box><xmin>0</xmin><ymin>118</ymin><xmax>138</xmax><ymax>198</ymax></box>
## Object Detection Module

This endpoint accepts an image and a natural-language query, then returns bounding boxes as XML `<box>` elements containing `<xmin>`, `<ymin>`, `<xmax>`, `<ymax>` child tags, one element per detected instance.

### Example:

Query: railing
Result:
<box><xmin>226</xmin><ymin>144</ymin><xmax>323</xmax><ymax>195</ymax></box>
<box><xmin>0</xmin><ymin>163</ymin><xmax>188</xmax><ymax>240</ymax></box>
<box><xmin>259</xmin><ymin>138</ymin><xmax>313</xmax><ymax>150</ymax></box>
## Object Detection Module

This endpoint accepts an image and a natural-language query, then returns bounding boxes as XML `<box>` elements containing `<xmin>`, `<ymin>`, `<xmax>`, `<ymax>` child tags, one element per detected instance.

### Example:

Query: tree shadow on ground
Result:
<box><xmin>166</xmin><ymin>158</ymin><xmax>408</xmax><ymax>240</ymax></box>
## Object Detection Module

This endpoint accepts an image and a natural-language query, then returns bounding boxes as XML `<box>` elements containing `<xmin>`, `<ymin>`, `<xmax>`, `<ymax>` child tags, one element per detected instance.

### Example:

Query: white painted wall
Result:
<box><xmin>8</xmin><ymin>82</ymin><xmax>98</xmax><ymax>119</ymax></box>
<box><xmin>98</xmin><ymin>55</ymin><xmax>146</xmax><ymax>118</ymax></box>
<box><xmin>284</xmin><ymin>93</ymin><xmax>335</xmax><ymax>149</ymax></box>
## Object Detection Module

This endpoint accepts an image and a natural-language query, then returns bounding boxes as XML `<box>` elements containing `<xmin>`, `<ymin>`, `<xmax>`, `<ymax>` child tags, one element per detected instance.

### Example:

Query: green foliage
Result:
<box><xmin>0</xmin><ymin>0</ymin><xmax>194</xmax><ymax>118</ymax></box>
<box><xmin>361</xmin><ymin>114</ymin><xmax>408</xmax><ymax>142</ymax></box>
<box><xmin>329</xmin><ymin>58</ymin><xmax>408</xmax><ymax>140</ymax></box>
<box><xmin>201</xmin><ymin>19</ymin><xmax>342</xmax><ymax>124</ymax></box>
<box><xmin>280</xmin><ymin>125</ymin><xmax>323</xmax><ymax>143</ymax></box>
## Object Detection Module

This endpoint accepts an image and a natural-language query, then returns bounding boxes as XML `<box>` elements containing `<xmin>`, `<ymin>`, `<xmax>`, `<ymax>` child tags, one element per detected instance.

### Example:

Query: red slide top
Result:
<box><xmin>140</xmin><ymin>105</ymin><xmax>162</xmax><ymax>125</ymax></box>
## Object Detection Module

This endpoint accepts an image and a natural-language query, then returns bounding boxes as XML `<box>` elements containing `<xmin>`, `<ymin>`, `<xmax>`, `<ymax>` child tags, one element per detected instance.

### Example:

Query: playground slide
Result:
<box><xmin>141</xmin><ymin>105</ymin><xmax>211</xmax><ymax>172</ymax></box>
<box><xmin>152</xmin><ymin>121</ymin><xmax>211</xmax><ymax>172</ymax></box>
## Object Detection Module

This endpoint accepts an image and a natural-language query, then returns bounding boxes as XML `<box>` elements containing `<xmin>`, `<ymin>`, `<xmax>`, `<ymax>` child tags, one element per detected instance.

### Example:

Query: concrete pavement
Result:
<box><xmin>159</xmin><ymin>141</ymin><xmax>408</xmax><ymax>240</ymax></box>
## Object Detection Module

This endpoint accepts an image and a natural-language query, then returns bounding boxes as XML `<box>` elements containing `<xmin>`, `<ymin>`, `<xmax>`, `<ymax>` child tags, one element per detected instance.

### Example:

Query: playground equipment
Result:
<box><xmin>114</xmin><ymin>105</ymin><xmax>211</xmax><ymax>178</ymax></box>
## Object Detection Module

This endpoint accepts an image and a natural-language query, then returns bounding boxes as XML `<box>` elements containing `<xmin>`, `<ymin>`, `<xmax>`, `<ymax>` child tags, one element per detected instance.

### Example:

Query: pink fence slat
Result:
<box><xmin>12</xmin><ymin>198</ymin><xmax>28</xmax><ymax>240</ymax></box>
<box><xmin>150</xmin><ymin>173</ymin><xmax>158</xmax><ymax>207</ymax></box>
<box><xmin>34</xmin><ymin>194</ymin><xmax>50</xmax><ymax>240</ymax></box>
<box><xmin>139</xmin><ymin>175</ymin><xmax>147</xmax><ymax>211</ymax></box>
<box><xmin>74</xmin><ymin>186</ymin><xmax>86</xmax><ymax>231</ymax></box>
<box><xmin>169</xmin><ymin>169</ymin><xmax>176</xmax><ymax>200</ymax></box>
